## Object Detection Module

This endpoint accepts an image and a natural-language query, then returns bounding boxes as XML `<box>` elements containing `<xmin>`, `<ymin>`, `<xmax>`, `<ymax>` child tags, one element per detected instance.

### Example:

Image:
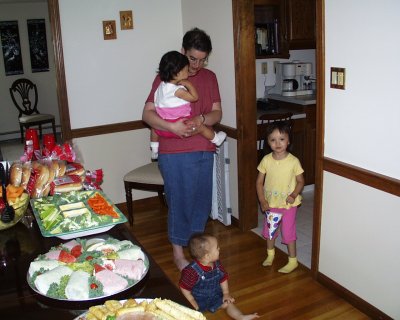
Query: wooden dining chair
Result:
<box><xmin>257</xmin><ymin>112</ymin><xmax>293</xmax><ymax>163</ymax></box>
<box><xmin>9</xmin><ymin>78</ymin><xmax>57</xmax><ymax>143</ymax></box>
<box><xmin>123</xmin><ymin>161</ymin><xmax>165</xmax><ymax>226</ymax></box>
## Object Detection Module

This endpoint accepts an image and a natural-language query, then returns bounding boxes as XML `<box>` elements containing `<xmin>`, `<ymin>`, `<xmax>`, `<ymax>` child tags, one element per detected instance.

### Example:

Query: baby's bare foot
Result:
<box><xmin>174</xmin><ymin>257</ymin><xmax>189</xmax><ymax>271</ymax></box>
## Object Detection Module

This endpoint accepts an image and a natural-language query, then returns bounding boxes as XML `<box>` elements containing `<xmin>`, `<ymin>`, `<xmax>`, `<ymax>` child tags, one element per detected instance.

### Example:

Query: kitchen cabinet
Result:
<box><xmin>258</xmin><ymin>99</ymin><xmax>316</xmax><ymax>185</ymax></box>
<box><xmin>254</xmin><ymin>0</ymin><xmax>316</xmax><ymax>59</ymax></box>
<box><xmin>254</xmin><ymin>0</ymin><xmax>289</xmax><ymax>59</ymax></box>
<box><xmin>284</xmin><ymin>0</ymin><xmax>316</xmax><ymax>49</ymax></box>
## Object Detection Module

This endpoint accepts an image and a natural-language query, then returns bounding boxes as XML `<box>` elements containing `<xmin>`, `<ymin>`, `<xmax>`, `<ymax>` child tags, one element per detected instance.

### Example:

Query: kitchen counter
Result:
<box><xmin>268</xmin><ymin>93</ymin><xmax>316</xmax><ymax>105</ymax></box>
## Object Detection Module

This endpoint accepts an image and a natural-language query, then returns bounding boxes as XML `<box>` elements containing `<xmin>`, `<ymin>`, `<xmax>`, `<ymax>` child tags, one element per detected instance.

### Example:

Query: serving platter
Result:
<box><xmin>73</xmin><ymin>297</ymin><xmax>207</xmax><ymax>320</ymax></box>
<box><xmin>30</xmin><ymin>190</ymin><xmax>127</xmax><ymax>239</ymax></box>
<box><xmin>27</xmin><ymin>237</ymin><xmax>149</xmax><ymax>301</ymax></box>
<box><xmin>73</xmin><ymin>298</ymin><xmax>152</xmax><ymax>320</ymax></box>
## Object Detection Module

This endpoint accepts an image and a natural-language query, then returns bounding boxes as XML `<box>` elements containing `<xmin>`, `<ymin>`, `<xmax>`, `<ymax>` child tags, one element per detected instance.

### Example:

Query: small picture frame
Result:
<box><xmin>120</xmin><ymin>10</ymin><xmax>133</xmax><ymax>30</ymax></box>
<box><xmin>103</xmin><ymin>20</ymin><xmax>116</xmax><ymax>40</ymax></box>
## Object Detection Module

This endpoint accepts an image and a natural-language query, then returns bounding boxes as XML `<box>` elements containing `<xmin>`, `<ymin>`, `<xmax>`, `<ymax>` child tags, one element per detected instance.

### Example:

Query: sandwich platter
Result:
<box><xmin>30</xmin><ymin>190</ymin><xmax>127</xmax><ymax>239</ymax></box>
<box><xmin>27</xmin><ymin>237</ymin><xmax>149</xmax><ymax>301</ymax></box>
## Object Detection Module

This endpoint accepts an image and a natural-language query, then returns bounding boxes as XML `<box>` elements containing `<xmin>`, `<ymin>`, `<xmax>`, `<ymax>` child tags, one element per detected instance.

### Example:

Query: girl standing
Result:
<box><xmin>256</xmin><ymin>121</ymin><xmax>304</xmax><ymax>273</ymax></box>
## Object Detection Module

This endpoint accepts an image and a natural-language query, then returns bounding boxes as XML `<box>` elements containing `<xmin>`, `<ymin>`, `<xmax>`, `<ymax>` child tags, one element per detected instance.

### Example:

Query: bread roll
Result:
<box><xmin>10</xmin><ymin>162</ymin><xmax>23</xmax><ymax>187</ymax></box>
<box><xmin>30</xmin><ymin>163</ymin><xmax>50</xmax><ymax>198</ymax></box>
<box><xmin>66</xmin><ymin>162</ymin><xmax>85</xmax><ymax>176</ymax></box>
<box><xmin>58</xmin><ymin>161</ymin><xmax>67</xmax><ymax>176</ymax></box>
<box><xmin>21</xmin><ymin>162</ymin><xmax>32</xmax><ymax>188</ymax></box>
<box><xmin>51</xmin><ymin>160</ymin><xmax>60</xmax><ymax>177</ymax></box>
<box><xmin>51</xmin><ymin>175</ymin><xmax>83</xmax><ymax>194</ymax></box>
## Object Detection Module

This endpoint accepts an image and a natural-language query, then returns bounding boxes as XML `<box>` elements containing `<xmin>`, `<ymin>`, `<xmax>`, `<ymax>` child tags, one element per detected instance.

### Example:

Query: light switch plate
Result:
<box><xmin>330</xmin><ymin>67</ymin><xmax>345</xmax><ymax>89</ymax></box>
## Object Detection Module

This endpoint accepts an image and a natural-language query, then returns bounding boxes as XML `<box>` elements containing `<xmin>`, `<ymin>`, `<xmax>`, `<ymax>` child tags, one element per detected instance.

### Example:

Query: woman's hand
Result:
<box><xmin>167</xmin><ymin>119</ymin><xmax>191</xmax><ymax>138</ymax></box>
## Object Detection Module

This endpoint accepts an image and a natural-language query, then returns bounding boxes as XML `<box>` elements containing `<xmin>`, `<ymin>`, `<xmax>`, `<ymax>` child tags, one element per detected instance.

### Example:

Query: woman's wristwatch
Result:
<box><xmin>200</xmin><ymin>114</ymin><xmax>206</xmax><ymax>124</ymax></box>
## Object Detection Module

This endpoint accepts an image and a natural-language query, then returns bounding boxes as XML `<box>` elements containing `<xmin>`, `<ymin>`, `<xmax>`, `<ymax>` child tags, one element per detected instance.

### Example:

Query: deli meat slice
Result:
<box><xmin>95</xmin><ymin>269</ymin><xmax>128</xmax><ymax>296</ymax></box>
<box><xmin>117</xmin><ymin>247</ymin><xmax>145</xmax><ymax>261</ymax></box>
<box><xmin>114</xmin><ymin>259</ymin><xmax>146</xmax><ymax>280</ymax></box>
<box><xmin>45</xmin><ymin>249</ymin><xmax>61</xmax><ymax>260</ymax></box>
<box><xmin>62</xmin><ymin>239</ymin><xmax>80</xmax><ymax>251</ymax></box>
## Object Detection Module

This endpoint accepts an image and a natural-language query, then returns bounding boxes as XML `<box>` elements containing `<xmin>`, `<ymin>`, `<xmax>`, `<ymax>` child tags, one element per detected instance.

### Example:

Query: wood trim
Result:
<box><xmin>232</xmin><ymin>0</ymin><xmax>258</xmax><ymax>231</ymax></box>
<box><xmin>48</xmin><ymin>0</ymin><xmax>72</xmax><ymax>141</ymax></box>
<box><xmin>71</xmin><ymin>120</ymin><xmax>148</xmax><ymax>139</ymax></box>
<box><xmin>323</xmin><ymin>157</ymin><xmax>400</xmax><ymax>197</ymax></box>
<box><xmin>311</xmin><ymin>0</ymin><xmax>325</xmax><ymax>278</ymax></box>
<box><xmin>214</xmin><ymin>123</ymin><xmax>238</xmax><ymax>139</ymax></box>
<box><xmin>69</xmin><ymin>121</ymin><xmax>238</xmax><ymax>140</ymax></box>
<box><xmin>317</xmin><ymin>272</ymin><xmax>392</xmax><ymax>320</ymax></box>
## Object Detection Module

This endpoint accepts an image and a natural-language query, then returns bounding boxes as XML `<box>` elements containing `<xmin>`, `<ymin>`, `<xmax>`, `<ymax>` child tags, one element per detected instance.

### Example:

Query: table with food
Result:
<box><xmin>0</xmin><ymin>139</ymin><xmax>204</xmax><ymax>320</ymax></box>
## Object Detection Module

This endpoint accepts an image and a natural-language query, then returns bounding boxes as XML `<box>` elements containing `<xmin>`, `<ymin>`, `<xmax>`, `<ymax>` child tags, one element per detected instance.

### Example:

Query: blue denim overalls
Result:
<box><xmin>190</xmin><ymin>260</ymin><xmax>224</xmax><ymax>313</ymax></box>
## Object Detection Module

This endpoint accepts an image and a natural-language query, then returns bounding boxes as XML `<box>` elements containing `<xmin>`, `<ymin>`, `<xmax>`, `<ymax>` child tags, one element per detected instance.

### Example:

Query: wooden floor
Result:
<box><xmin>121</xmin><ymin>199</ymin><xmax>370</xmax><ymax>320</ymax></box>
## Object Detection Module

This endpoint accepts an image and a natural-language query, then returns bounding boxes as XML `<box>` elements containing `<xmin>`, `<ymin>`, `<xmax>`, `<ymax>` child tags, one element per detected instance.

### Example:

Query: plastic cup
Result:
<box><xmin>25</xmin><ymin>129</ymin><xmax>40</xmax><ymax>151</ymax></box>
<box><xmin>43</xmin><ymin>134</ymin><xmax>56</xmax><ymax>152</ymax></box>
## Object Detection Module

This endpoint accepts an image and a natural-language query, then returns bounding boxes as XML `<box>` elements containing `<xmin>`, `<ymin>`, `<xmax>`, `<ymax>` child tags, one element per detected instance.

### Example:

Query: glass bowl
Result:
<box><xmin>0</xmin><ymin>193</ymin><xmax>30</xmax><ymax>231</ymax></box>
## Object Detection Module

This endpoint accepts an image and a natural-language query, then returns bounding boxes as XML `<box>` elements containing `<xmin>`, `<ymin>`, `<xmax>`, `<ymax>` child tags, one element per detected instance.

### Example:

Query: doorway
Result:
<box><xmin>232</xmin><ymin>0</ymin><xmax>320</xmax><ymax>272</ymax></box>
<box><xmin>0</xmin><ymin>0</ymin><xmax>66</xmax><ymax>160</ymax></box>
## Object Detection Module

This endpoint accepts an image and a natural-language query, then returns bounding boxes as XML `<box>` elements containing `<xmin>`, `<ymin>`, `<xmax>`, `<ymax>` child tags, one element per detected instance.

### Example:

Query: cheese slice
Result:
<box><xmin>62</xmin><ymin>207</ymin><xmax>90</xmax><ymax>218</ymax></box>
<box><xmin>59</xmin><ymin>202</ymin><xmax>85</xmax><ymax>211</ymax></box>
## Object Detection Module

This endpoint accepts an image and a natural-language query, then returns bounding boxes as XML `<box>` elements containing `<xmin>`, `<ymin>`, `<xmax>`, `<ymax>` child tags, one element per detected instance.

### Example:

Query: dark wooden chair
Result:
<box><xmin>9</xmin><ymin>78</ymin><xmax>57</xmax><ymax>143</ymax></box>
<box><xmin>257</xmin><ymin>112</ymin><xmax>293</xmax><ymax>163</ymax></box>
<box><xmin>123</xmin><ymin>161</ymin><xmax>165</xmax><ymax>226</ymax></box>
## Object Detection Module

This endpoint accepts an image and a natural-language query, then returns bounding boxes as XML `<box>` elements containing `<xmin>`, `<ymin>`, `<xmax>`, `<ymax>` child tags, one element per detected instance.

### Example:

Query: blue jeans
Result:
<box><xmin>158</xmin><ymin>152</ymin><xmax>214</xmax><ymax>246</ymax></box>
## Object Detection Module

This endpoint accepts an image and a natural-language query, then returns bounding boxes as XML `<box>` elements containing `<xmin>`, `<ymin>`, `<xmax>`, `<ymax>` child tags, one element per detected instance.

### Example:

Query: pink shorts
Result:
<box><xmin>154</xmin><ymin>118</ymin><xmax>181</xmax><ymax>138</ymax></box>
<box><xmin>155</xmin><ymin>113</ymin><xmax>193</xmax><ymax>138</ymax></box>
<box><xmin>262</xmin><ymin>206</ymin><xmax>297</xmax><ymax>244</ymax></box>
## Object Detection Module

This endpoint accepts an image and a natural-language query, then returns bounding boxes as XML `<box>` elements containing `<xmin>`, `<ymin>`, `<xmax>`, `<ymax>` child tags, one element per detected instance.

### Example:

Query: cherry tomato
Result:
<box><xmin>86</xmin><ymin>256</ymin><xmax>94</xmax><ymax>261</ymax></box>
<box><xmin>90</xmin><ymin>283</ymin><xmax>98</xmax><ymax>289</ymax></box>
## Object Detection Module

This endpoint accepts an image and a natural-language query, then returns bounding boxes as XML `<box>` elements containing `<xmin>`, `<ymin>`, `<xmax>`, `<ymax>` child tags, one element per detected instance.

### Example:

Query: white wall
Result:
<box><xmin>321</xmin><ymin>172</ymin><xmax>400</xmax><ymax>318</ymax></box>
<box><xmin>325</xmin><ymin>0</ymin><xmax>400</xmax><ymax>179</ymax></box>
<box><xmin>60</xmin><ymin>0</ymin><xmax>182</xmax><ymax>129</ymax></box>
<box><xmin>0</xmin><ymin>1</ymin><xmax>59</xmax><ymax>140</ymax></box>
<box><xmin>322</xmin><ymin>1</ymin><xmax>400</xmax><ymax>318</ymax></box>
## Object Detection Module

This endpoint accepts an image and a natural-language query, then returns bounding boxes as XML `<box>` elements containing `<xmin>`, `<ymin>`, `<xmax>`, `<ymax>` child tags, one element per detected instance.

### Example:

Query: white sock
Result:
<box><xmin>150</xmin><ymin>142</ymin><xmax>159</xmax><ymax>159</ymax></box>
<box><xmin>210</xmin><ymin>131</ymin><xmax>227</xmax><ymax>146</ymax></box>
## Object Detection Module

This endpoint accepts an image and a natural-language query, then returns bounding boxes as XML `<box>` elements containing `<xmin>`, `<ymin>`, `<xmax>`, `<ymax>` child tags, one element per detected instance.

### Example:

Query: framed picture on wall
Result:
<box><xmin>0</xmin><ymin>20</ymin><xmax>23</xmax><ymax>76</ymax></box>
<box><xmin>103</xmin><ymin>20</ymin><xmax>117</xmax><ymax>40</ymax></box>
<box><xmin>27</xmin><ymin>19</ymin><xmax>49</xmax><ymax>73</ymax></box>
<box><xmin>120</xmin><ymin>10</ymin><xmax>133</xmax><ymax>30</ymax></box>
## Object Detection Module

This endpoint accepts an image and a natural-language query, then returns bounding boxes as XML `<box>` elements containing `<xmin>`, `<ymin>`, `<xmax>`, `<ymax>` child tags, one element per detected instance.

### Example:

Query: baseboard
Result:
<box><xmin>317</xmin><ymin>272</ymin><xmax>392</xmax><ymax>320</ymax></box>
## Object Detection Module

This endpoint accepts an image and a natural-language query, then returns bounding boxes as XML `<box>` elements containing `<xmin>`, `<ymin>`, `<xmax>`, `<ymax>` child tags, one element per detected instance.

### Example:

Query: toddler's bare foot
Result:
<box><xmin>174</xmin><ymin>257</ymin><xmax>189</xmax><ymax>271</ymax></box>
<box><xmin>240</xmin><ymin>314</ymin><xmax>260</xmax><ymax>320</ymax></box>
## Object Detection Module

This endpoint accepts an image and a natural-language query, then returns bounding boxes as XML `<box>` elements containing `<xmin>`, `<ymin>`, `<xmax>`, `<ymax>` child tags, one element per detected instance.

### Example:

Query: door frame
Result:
<box><xmin>232</xmin><ymin>0</ymin><xmax>324</xmax><ymax>276</ymax></box>
<box><xmin>48</xmin><ymin>0</ymin><xmax>72</xmax><ymax>141</ymax></box>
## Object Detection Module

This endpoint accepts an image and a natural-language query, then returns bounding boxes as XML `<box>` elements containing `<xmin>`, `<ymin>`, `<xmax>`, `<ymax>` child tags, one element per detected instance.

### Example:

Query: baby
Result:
<box><xmin>179</xmin><ymin>233</ymin><xmax>259</xmax><ymax>320</ymax></box>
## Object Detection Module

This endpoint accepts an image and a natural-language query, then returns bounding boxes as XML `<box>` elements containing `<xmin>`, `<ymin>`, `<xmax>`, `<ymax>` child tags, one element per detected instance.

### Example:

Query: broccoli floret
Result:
<box><xmin>46</xmin><ymin>275</ymin><xmax>69</xmax><ymax>299</ymax></box>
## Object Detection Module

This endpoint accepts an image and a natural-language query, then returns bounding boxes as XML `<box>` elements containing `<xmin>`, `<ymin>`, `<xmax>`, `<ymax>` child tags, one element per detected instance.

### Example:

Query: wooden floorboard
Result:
<box><xmin>119</xmin><ymin>199</ymin><xmax>370</xmax><ymax>320</ymax></box>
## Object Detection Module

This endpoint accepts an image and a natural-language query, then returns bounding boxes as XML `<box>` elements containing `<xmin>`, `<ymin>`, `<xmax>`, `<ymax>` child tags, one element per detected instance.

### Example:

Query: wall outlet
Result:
<box><xmin>261</xmin><ymin>62</ymin><xmax>268</xmax><ymax>74</ymax></box>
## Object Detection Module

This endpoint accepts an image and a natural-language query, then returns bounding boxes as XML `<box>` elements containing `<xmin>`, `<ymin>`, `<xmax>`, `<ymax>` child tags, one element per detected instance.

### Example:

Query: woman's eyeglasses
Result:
<box><xmin>188</xmin><ymin>55</ymin><xmax>208</xmax><ymax>66</ymax></box>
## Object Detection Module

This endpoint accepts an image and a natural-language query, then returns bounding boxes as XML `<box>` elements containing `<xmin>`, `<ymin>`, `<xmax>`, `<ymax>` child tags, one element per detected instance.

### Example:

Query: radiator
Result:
<box><xmin>211</xmin><ymin>140</ymin><xmax>232</xmax><ymax>226</ymax></box>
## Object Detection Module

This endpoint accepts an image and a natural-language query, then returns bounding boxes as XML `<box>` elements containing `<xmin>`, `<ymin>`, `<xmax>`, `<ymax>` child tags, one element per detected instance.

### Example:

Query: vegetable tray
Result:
<box><xmin>30</xmin><ymin>190</ymin><xmax>127</xmax><ymax>239</ymax></box>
